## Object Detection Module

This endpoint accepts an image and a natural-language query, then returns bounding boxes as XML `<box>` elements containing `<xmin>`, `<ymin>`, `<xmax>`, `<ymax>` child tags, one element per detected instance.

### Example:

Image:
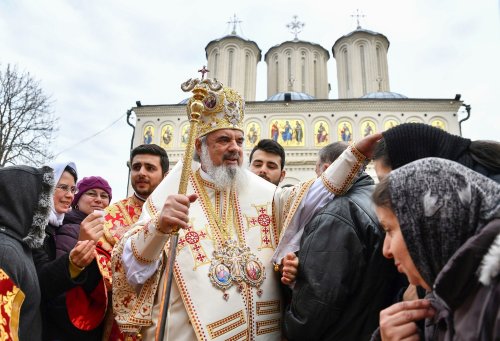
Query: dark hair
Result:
<box><xmin>372</xmin><ymin>175</ymin><xmax>392</xmax><ymax>209</ymax></box>
<box><xmin>249</xmin><ymin>139</ymin><xmax>286</xmax><ymax>170</ymax></box>
<box><xmin>130</xmin><ymin>144</ymin><xmax>169</xmax><ymax>174</ymax></box>
<box><xmin>318</xmin><ymin>141</ymin><xmax>349</xmax><ymax>165</ymax></box>
<box><xmin>469</xmin><ymin>140</ymin><xmax>500</xmax><ymax>172</ymax></box>
<box><xmin>64</xmin><ymin>165</ymin><xmax>78</xmax><ymax>182</ymax></box>
<box><xmin>372</xmin><ymin>138</ymin><xmax>392</xmax><ymax>168</ymax></box>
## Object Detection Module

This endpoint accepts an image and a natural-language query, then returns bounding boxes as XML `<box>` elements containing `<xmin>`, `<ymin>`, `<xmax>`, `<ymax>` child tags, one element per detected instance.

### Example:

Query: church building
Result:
<box><xmin>131</xmin><ymin>16</ymin><xmax>463</xmax><ymax>184</ymax></box>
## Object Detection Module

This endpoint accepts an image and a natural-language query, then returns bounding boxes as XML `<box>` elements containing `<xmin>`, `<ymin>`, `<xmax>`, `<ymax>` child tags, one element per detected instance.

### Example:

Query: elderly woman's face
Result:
<box><xmin>376</xmin><ymin>206</ymin><xmax>431</xmax><ymax>291</ymax></box>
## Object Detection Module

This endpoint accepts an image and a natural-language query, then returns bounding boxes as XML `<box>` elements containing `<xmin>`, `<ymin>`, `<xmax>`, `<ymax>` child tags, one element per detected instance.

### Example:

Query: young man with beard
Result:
<box><xmin>95</xmin><ymin>144</ymin><xmax>168</xmax><ymax>339</ymax></box>
<box><xmin>111</xmin><ymin>84</ymin><xmax>375</xmax><ymax>340</ymax></box>
<box><xmin>249</xmin><ymin>139</ymin><xmax>286</xmax><ymax>186</ymax></box>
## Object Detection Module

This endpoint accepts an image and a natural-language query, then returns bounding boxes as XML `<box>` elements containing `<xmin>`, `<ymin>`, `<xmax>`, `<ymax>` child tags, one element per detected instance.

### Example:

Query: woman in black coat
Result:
<box><xmin>33</xmin><ymin>162</ymin><xmax>105</xmax><ymax>341</ymax></box>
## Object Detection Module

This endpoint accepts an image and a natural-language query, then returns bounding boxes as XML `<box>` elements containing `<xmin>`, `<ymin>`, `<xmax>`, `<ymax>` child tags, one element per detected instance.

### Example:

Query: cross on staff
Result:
<box><xmin>286</xmin><ymin>15</ymin><xmax>305</xmax><ymax>40</ymax></box>
<box><xmin>198</xmin><ymin>65</ymin><xmax>209</xmax><ymax>80</ymax></box>
<box><xmin>227</xmin><ymin>13</ymin><xmax>242</xmax><ymax>35</ymax></box>
<box><xmin>351</xmin><ymin>9</ymin><xmax>366</xmax><ymax>29</ymax></box>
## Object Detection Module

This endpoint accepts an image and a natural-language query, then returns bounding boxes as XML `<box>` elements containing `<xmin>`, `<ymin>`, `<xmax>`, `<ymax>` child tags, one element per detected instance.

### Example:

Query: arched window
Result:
<box><xmin>360</xmin><ymin>45</ymin><xmax>367</xmax><ymax>94</ymax></box>
<box><xmin>343</xmin><ymin>49</ymin><xmax>349</xmax><ymax>91</ymax></box>
<box><xmin>228</xmin><ymin>49</ymin><xmax>234</xmax><ymax>86</ymax></box>
<box><xmin>301</xmin><ymin>56</ymin><xmax>306</xmax><ymax>92</ymax></box>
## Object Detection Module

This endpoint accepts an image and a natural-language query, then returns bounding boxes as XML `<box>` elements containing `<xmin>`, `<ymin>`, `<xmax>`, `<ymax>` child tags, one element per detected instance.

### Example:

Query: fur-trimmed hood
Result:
<box><xmin>0</xmin><ymin>165</ymin><xmax>55</xmax><ymax>248</ymax></box>
<box><xmin>479</xmin><ymin>233</ymin><xmax>500</xmax><ymax>286</ymax></box>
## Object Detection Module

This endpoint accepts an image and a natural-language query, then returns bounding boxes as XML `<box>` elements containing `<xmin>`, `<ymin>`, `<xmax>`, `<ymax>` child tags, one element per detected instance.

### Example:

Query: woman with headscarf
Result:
<box><xmin>0</xmin><ymin>165</ymin><xmax>54</xmax><ymax>341</ymax></box>
<box><xmin>372</xmin><ymin>123</ymin><xmax>500</xmax><ymax>182</ymax></box>
<box><xmin>42</xmin><ymin>176</ymin><xmax>112</xmax><ymax>340</ymax></box>
<box><xmin>372</xmin><ymin>158</ymin><xmax>500</xmax><ymax>340</ymax></box>
<box><xmin>32</xmin><ymin>162</ymin><xmax>102</xmax><ymax>341</ymax></box>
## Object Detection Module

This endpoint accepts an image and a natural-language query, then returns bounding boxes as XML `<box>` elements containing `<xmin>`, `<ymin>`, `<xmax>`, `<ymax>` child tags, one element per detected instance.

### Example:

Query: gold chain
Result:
<box><xmin>194</xmin><ymin>170</ymin><xmax>234</xmax><ymax>243</ymax></box>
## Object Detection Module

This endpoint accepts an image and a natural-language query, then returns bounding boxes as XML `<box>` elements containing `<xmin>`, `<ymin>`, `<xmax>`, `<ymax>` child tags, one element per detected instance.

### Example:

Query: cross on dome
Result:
<box><xmin>286</xmin><ymin>15</ymin><xmax>305</xmax><ymax>40</ymax></box>
<box><xmin>351</xmin><ymin>9</ymin><xmax>366</xmax><ymax>29</ymax></box>
<box><xmin>227</xmin><ymin>14</ymin><xmax>242</xmax><ymax>35</ymax></box>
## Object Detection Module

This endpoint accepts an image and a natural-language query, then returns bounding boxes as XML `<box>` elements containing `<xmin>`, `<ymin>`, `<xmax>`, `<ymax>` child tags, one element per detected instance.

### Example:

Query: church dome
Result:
<box><xmin>266</xmin><ymin>91</ymin><xmax>315</xmax><ymax>101</ymax></box>
<box><xmin>361</xmin><ymin>91</ymin><xmax>408</xmax><ymax>99</ymax></box>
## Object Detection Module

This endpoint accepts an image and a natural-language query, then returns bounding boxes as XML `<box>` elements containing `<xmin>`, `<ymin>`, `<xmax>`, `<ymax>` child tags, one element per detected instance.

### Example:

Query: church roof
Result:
<box><xmin>266</xmin><ymin>91</ymin><xmax>315</xmax><ymax>101</ymax></box>
<box><xmin>264</xmin><ymin>39</ymin><xmax>330</xmax><ymax>60</ymax></box>
<box><xmin>205</xmin><ymin>34</ymin><xmax>262</xmax><ymax>61</ymax></box>
<box><xmin>361</xmin><ymin>91</ymin><xmax>408</xmax><ymax>99</ymax></box>
<box><xmin>332</xmin><ymin>28</ymin><xmax>390</xmax><ymax>57</ymax></box>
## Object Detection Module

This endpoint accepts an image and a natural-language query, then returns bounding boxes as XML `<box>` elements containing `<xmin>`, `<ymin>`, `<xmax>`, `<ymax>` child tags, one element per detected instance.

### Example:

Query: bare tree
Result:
<box><xmin>0</xmin><ymin>64</ymin><xmax>57</xmax><ymax>166</ymax></box>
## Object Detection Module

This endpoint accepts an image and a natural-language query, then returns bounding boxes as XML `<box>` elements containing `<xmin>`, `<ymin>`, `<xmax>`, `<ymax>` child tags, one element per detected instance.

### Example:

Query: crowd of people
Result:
<box><xmin>1</xmin><ymin>82</ymin><xmax>499</xmax><ymax>341</ymax></box>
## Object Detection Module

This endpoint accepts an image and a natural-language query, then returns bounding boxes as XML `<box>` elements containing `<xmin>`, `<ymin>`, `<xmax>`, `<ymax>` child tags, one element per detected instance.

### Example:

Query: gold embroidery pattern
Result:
<box><xmin>0</xmin><ymin>268</ymin><xmax>25</xmax><ymax>341</ymax></box>
<box><xmin>131</xmin><ymin>239</ymin><xmax>156</xmax><ymax>264</ymax></box>
<box><xmin>226</xmin><ymin>329</ymin><xmax>248</xmax><ymax>341</ymax></box>
<box><xmin>256</xmin><ymin>300</ymin><xmax>280</xmax><ymax>315</ymax></box>
<box><xmin>173</xmin><ymin>264</ymin><xmax>206</xmax><ymax>340</ymax></box>
<box><xmin>206</xmin><ymin>310</ymin><xmax>246</xmax><ymax>339</ymax></box>
<box><xmin>280</xmin><ymin>179</ymin><xmax>315</xmax><ymax>240</ymax></box>
<box><xmin>256</xmin><ymin>318</ymin><xmax>281</xmax><ymax>335</ymax></box>
<box><xmin>245</xmin><ymin>204</ymin><xmax>274</xmax><ymax>249</ymax></box>
<box><xmin>321</xmin><ymin>145</ymin><xmax>364</xmax><ymax>195</ymax></box>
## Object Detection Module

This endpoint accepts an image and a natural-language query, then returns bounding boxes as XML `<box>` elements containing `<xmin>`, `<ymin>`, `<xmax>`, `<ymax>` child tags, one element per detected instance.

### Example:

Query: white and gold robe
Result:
<box><xmin>111</xmin><ymin>146</ymin><xmax>365</xmax><ymax>340</ymax></box>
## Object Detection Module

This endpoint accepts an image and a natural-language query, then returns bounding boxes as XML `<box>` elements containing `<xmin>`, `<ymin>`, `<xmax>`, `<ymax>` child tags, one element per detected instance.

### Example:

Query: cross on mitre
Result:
<box><xmin>198</xmin><ymin>65</ymin><xmax>210</xmax><ymax>80</ymax></box>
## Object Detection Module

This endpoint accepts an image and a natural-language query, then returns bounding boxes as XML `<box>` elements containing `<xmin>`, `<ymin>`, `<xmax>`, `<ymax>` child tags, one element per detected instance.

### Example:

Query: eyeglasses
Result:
<box><xmin>84</xmin><ymin>191</ymin><xmax>110</xmax><ymax>201</ymax></box>
<box><xmin>56</xmin><ymin>184</ymin><xmax>79</xmax><ymax>195</ymax></box>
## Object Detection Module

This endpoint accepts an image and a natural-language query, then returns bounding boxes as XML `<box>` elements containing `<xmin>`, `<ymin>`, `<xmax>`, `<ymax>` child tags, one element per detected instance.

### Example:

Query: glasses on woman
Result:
<box><xmin>84</xmin><ymin>190</ymin><xmax>110</xmax><ymax>201</ymax></box>
<box><xmin>56</xmin><ymin>184</ymin><xmax>79</xmax><ymax>195</ymax></box>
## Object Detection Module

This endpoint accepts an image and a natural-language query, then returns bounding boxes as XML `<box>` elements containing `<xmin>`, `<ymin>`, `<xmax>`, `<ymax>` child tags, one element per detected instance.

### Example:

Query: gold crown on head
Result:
<box><xmin>186</xmin><ymin>86</ymin><xmax>245</xmax><ymax>139</ymax></box>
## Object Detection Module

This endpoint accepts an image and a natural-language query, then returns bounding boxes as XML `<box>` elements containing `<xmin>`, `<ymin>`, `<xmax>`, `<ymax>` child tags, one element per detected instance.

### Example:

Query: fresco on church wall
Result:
<box><xmin>246</xmin><ymin>121</ymin><xmax>261</xmax><ymax>147</ymax></box>
<box><xmin>384</xmin><ymin>119</ymin><xmax>399</xmax><ymax>131</ymax></box>
<box><xmin>337</xmin><ymin>121</ymin><xmax>353</xmax><ymax>142</ymax></box>
<box><xmin>180</xmin><ymin>123</ymin><xmax>190</xmax><ymax>147</ymax></box>
<box><xmin>269</xmin><ymin>119</ymin><xmax>305</xmax><ymax>147</ymax></box>
<box><xmin>314</xmin><ymin>121</ymin><xmax>329</xmax><ymax>146</ymax></box>
<box><xmin>431</xmin><ymin>119</ymin><xmax>446</xmax><ymax>131</ymax></box>
<box><xmin>160</xmin><ymin>124</ymin><xmax>174</xmax><ymax>149</ymax></box>
<box><xmin>143</xmin><ymin>125</ymin><xmax>154</xmax><ymax>144</ymax></box>
<box><xmin>361</xmin><ymin>120</ymin><xmax>376</xmax><ymax>137</ymax></box>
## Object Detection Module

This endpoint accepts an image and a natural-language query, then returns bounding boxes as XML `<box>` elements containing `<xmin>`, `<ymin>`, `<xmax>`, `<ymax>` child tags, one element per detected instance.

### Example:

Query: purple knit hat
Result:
<box><xmin>71</xmin><ymin>176</ymin><xmax>112</xmax><ymax>207</ymax></box>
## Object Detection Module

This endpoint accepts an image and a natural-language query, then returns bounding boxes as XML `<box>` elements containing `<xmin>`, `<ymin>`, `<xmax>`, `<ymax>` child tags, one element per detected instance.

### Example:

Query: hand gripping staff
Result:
<box><xmin>155</xmin><ymin>73</ymin><xmax>222</xmax><ymax>341</ymax></box>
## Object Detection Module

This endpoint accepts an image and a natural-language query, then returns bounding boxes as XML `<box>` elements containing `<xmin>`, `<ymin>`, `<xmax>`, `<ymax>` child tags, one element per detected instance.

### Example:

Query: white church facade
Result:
<box><xmin>132</xmin><ymin>18</ymin><xmax>463</xmax><ymax>184</ymax></box>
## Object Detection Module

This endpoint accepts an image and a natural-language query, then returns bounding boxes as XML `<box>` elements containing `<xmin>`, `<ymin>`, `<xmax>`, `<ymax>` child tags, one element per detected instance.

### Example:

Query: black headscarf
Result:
<box><xmin>388</xmin><ymin>157</ymin><xmax>500</xmax><ymax>287</ymax></box>
<box><xmin>0</xmin><ymin>165</ymin><xmax>55</xmax><ymax>248</ymax></box>
<box><xmin>382</xmin><ymin>123</ymin><xmax>472</xmax><ymax>170</ymax></box>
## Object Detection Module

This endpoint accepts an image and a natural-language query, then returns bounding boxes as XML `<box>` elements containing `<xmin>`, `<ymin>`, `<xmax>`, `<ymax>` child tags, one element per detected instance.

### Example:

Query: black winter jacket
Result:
<box><xmin>284</xmin><ymin>174</ymin><xmax>398</xmax><ymax>341</ymax></box>
<box><xmin>33</xmin><ymin>222</ymin><xmax>102</xmax><ymax>341</ymax></box>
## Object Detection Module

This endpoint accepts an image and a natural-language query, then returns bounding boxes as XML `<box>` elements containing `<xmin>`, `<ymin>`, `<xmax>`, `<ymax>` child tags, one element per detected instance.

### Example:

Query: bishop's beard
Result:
<box><xmin>200</xmin><ymin>143</ymin><xmax>246</xmax><ymax>191</ymax></box>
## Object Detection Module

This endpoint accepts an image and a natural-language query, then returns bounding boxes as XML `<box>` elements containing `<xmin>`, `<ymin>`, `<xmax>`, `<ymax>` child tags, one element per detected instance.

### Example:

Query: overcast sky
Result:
<box><xmin>1</xmin><ymin>0</ymin><xmax>499</xmax><ymax>200</ymax></box>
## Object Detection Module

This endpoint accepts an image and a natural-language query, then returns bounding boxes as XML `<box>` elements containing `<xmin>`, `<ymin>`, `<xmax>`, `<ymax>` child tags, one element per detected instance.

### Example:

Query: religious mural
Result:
<box><xmin>431</xmin><ymin>119</ymin><xmax>446</xmax><ymax>131</ymax></box>
<box><xmin>361</xmin><ymin>120</ymin><xmax>376</xmax><ymax>137</ymax></box>
<box><xmin>384</xmin><ymin>119</ymin><xmax>399</xmax><ymax>131</ymax></box>
<box><xmin>160</xmin><ymin>124</ymin><xmax>174</xmax><ymax>149</ymax></box>
<box><xmin>246</xmin><ymin>121</ymin><xmax>261</xmax><ymax>147</ymax></box>
<box><xmin>337</xmin><ymin>121</ymin><xmax>353</xmax><ymax>142</ymax></box>
<box><xmin>269</xmin><ymin>119</ymin><xmax>305</xmax><ymax>147</ymax></box>
<box><xmin>180</xmin><ymin>123</ymin><xmax>190</xmax><ymax>147</ymax></box>
<box><xmin>314</xmin><ymin>120</ymin><xmax>329</xmax><ymax>146</ymax></box>
<box><xmin>143</xmin><ymin>125</ymin><xmax>154</xmax><ymax>144</ymax></box>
